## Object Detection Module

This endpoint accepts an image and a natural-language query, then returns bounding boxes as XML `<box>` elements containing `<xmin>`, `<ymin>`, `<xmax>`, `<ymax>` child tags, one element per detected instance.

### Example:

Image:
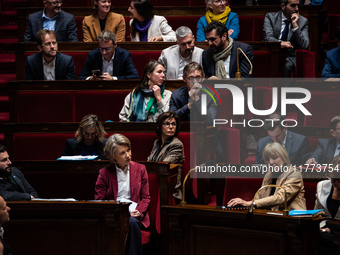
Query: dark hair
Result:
<box><xmin>281</xmin><ymin>0</ymin><xmax>289</xmax><ymax>5</ymax></box>
<box><xmin>263</xmin><ymin>113</ymin><xmax>286</xmax><ymax>131</ymax></box>
<box><xmin>330</xmin><ymin>116</ymin><xmax>340</xmax><ymax>130</ymax></box>
<box><xmin>0</xmin><ymin>145</ymin><xmax>6</xmax><ymax>154</ymax></box>
<box><xmin>204</xmin><ymin>21</ymin><xmax>228</xmax><ymax>38</ymax></box>
<box><xmin>36</xmin><ymin>29</ymin><xmax>57</xmax><ymax>46</ymax></box>
<box><xmin>155</xmin><ymin>111</ymin><xmax>180</xmax><ymax>137</ymax></box>
<box><xmin>134</xmin><ymin>60</ymin><xmax>163</xmax><ymax>94</ymax></box>
<box><xmin>131</xmin><ymin>0</ymin><xmax>154</xmax><ymax>38</ymax></box>
<box><xmin>335</xmin><ymin>26</ymin><xmax>340</xmax><ymax>41</ymax></box>
<box><xmin>183</xmin><ymin>62</ymin><xmax>204</xmax><ymax>78</ymax></box>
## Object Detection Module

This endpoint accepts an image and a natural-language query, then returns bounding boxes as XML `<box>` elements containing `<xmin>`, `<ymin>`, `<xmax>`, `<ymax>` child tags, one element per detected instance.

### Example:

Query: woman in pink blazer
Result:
<box><xmin>95</xmin><ymin>133</ymin><xmax>150</xmax><ymax>255</ymax></box>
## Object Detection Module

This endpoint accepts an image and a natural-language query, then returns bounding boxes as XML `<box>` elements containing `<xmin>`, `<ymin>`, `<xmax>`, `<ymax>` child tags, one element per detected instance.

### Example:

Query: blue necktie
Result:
<box><xmin>281</xmin><ymin>20</ymin><xmax>290</xmax><ymax>41</ymax></box>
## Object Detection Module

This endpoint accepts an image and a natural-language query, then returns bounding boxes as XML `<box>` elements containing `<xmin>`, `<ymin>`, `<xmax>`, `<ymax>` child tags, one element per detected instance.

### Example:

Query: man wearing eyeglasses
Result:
<box><xmin>263</xmin><ymin>0</ymin><xmax>309</xmax><ymax>77</ymax></box>
<box><xmin>170</xmin><ymin>62</ymin><xmax>218</xmax><ymax>122</ymax></box>
<box><xmin>25</xmin><ymin>29</ymin><xmax>75</xmax><ymax>80</ymax></box>
<box><xmin>78</xmin><ymin>30</ymin><xmax>139</xmax><ymax>80</ymax></box>
<box><xmin>24</xmin><ymin>0</ymin><xmax>78</xmax><ymax>42</ymax></box>
<box><xmin>158</xmin><ymin>26</ymin><xmax>203</xmax><ymax>79</ymax></box>
<box><xmin>306</xmin><ymin>116</ymin><xmax>340</xmax><ymax>165</ymax></box>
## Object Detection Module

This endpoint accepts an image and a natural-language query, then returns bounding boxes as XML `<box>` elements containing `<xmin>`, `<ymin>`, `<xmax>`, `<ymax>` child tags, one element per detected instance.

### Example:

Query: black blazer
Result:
<box><xmin>202</xmin><ymin>41</ymin><xmax>254</xmax><ymax>78</ymax></box>
<box><xmin>24</xmin><ymin>10</ymin><xmax>78</xmax><ymax>42</ymax></box>
<box><xmin>63</xmin><ymin>138</ymin><xmax>108</xmax><ymax>160</ymax></box>
<box><xmin>25</xmin><ymin>51</ymin><xmax>75</xmax><ymax>80</ymax></box>
<box><xmin>0</xmin><ymin>167</ymin><xmax>38</xmax><ymax>201</ymax></box>
<box><xmin>77</xmin><ymin>46</ymin><xmax>139</xmax><ymax>80</ymax></box>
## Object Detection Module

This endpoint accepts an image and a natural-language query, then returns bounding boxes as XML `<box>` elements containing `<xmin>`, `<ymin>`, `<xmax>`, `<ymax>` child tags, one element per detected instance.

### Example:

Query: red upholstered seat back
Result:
<box><xmin>304</xmin><ymin>181</ymin><xmax>317</xmax><ymax>210</ymax></box>
<box><xmin>295</xmin><ymin>50</ymin><xmax>315</xmax><ymax>78</ymax></box>
<box><xmin>74</xmin><ymin>91</ymin><xmax>130</xmax><ymax>122</ymax></box>
<box><xmin>67</xmin><ymin>52</ymin><xmax>89</xmax><ymax>78</ymax></box>
<box><xmin>328</xmin><ymin>14</ymin><xmax>340</xmax><ymax>43</ymax></box>
<box><xmin>218</xmin><ymin>127</ymin><xmax>241</xmax><ymax>164</ymax></box>
<box><xmin>75</xmin><ymin>17</ymin><xmax>84</xmax><ymax>41</ymax></box>
<box><xmin>304</xmin><ymin>92</ymin><xmax>340</xmax><ymax>127</ymax></box>
<box><xmin>166</xmin><ymin>16</ymin><xmax>200</xmax><ymax>36</ymax></box>
<box><xmin>223</xmin><ymin>177</ymin><xmax>263</xmax><ymax>205</ymax></box>
<box><xmin>308</xmin><ymin>137</ymin><xmax>319</xmax><ymax>151</ymax></box>
<box><xmin>253</xmin><ymin>51</ymin><xmax>271</xmax><ymax>78</ymax></box>
<box><xmin>13</xmin><ymin>134</ymin><xmax>74</xmax><ymax>160</ymax></box>
<box><xmin>17</xmin><ymin>92</ymin><xmax>74</xmax><ymax>122</ymax></box>
<box><xmin>238</xmin><ymin>16</ymin><xmax>265</xmax><ymax>41</ymax></box>
<box><xmin>147</xmin><ymin>173</ymin><xmax>161</xmax><ymax>235</ymax></box>
<box><xmin>131</xmin><ymin>52</ymin><xmax>161</xmax><ymax>78</ymax></box>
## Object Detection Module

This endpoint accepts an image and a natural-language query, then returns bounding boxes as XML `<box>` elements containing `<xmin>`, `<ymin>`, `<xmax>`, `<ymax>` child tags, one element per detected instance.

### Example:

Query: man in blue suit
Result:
<box><xmin>0</xmin><ymin>145</ymin><xmax>38</xmax><ymax>201</ymax></box>
<box><xmin>25</xmin><ymin>29</ymin><xmax>75</xmax><ymax>80</ymax></box>
<box><xmin>306</xmin><ymin>116</ymin><xmax>340</xmax><ymax>164</ymax></box>
<box><xmin>78</xmin><ymin>30</ymin><xmax>139</xmax><ymax>80</ymax></box>
<box><xmin>202</xmin><ymin>21</ymin><xmax>253</xmax><ymax>79</ymax></box>
<box><xmin>170</xmin><ymin>62</ymin><xmax>218</xmax><ymax>122</ymax></box>
<box><xmin>263</xmin><ymin>0</ymin><xmax>309</xmax><ymax>77</ymax></box>
<box><xmin>255</xmin><ymin>113</ymin><xmax>313</xmax><ymax>166</ymax></box>
<box><xmin>24</xmin><ymin>0</ymin><xmax>77</xmax><ymax>42</ymax></box>
<box><xmin>321</xmin><ymin>27</ymin><xmax>340</xmax><ymax>78</ymax></box>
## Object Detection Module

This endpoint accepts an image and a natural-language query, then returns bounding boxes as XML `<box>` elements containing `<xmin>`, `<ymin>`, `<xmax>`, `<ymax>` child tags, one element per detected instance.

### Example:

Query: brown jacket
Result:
<box><xmin>255</xmin><ymin>166</ymin><xmax>306</xmax><ymax>211</ymax></box>
<box><xmin>82</xmin><ymin>11</ymin><xmax>125</xmax><ymax>42</ymax></box>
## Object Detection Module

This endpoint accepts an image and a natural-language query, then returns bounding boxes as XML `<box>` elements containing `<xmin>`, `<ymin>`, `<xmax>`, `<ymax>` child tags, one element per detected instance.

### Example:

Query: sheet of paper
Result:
<box><xmin>118</xmin><ymin>198</ymin><xmax>138</xmax><ymax>212</ymax></box>
<box><xmin>57</xmin><ymin>155</ymin><xmax>98</xmax><ymax>161</ymax></box>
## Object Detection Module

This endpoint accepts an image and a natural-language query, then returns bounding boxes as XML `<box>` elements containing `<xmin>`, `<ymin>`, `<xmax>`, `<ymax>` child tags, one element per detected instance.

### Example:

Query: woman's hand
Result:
<box><xmin>320</xmin><ymin>227</ymin><xmax>331</xmax><ymax>233</ymax></box>
<box><xmin>148</xmin><ymin>36</ymin><xmax>163</xmax><ymax>42</ymax></box>
<box><xmin>152</xmin><ymin>85</ymin><xmax>162</xmax><ymax>102</ymax></box>
<box><xmin>131</xmin><ymin>210</ymin><xmax>141</xmax><ymax>218</ymax></box>
<box><xmin>227</xmin><ymin>198</ymin><xmax>252</xmax><ymax>207</ymax></box>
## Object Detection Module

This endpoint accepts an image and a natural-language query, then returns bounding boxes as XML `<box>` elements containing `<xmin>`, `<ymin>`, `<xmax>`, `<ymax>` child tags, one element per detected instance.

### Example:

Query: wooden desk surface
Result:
<box><xmin>161</xmin><ymin>204</ymin><xmax>322</xmax><ymax>255</ymax></box>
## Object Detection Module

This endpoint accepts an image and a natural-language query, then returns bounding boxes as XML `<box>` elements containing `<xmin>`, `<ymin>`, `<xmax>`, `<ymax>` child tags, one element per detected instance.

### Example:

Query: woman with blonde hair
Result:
<box><xmin>63</xmin><ymin>114</ymin><xmax>107</xmax><ymax>159</ymax></box>
<box><xmin>197</xmin><ymin>0</ymin><xmax>240</xmax><ymax>41</ymax></box>
<box><xmin>228</xmin><ymin>142</ymin><xmax>306</xmax><ymax>211</ymax></box>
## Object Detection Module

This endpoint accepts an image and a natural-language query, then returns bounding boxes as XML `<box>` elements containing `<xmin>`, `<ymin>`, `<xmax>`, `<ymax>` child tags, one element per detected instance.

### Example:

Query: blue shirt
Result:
<box><xmin>42</xmin><ymin>9</ymin><xmax>59</xmax><ymax>31</ymax></box>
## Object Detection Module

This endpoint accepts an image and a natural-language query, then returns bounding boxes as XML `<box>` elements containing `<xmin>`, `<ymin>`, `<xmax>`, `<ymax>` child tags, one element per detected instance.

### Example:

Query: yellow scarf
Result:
<box><xmin>205</xmin><ymin>6</ymin><xmax>231</xmax><ymax>25</ymax></box>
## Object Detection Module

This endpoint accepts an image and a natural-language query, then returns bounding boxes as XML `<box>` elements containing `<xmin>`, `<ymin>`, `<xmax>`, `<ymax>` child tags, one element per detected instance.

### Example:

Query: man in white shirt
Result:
<box><xmin>202</xmin><ymin>21</ymin><xmax>254</xmax><ymax>79</ymax></box>
<box><xmin>158</xmin><ymin>26</ymin><xmax>203</xmax><ymax>79</ymax></box>
<box><xmin>78</xmin><ymin>30</ymin><xmax>139</xmax><ymax>80</ymax></box>
<box><xmin>25</xmin><ymin>29</ymin><xmax>75</xmax><ymax>80</ymax></box>
<box><xmin>263</xmin><ymin>0</ymin><xmax>309</xmax><ymax>77</ymax></box>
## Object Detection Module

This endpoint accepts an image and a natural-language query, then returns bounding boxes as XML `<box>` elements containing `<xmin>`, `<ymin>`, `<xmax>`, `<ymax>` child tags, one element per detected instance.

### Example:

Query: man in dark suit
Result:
<box><xmin>306</xmin><ymin>116</ymin><xmax>340</xmax><ymax>164</ymax></box>
<box><xmin>78</xmin><ymin>30</ymin><xmax>139</xmax><ymax>80</ymax></box>
<box><xmin>321</xmin><ymin>26</ymin><xmax>340</xmax><ymax>78</ymax></box>
<box><xmin>202</xmin><ymin>21</ymin><xmax>254</xmax><ymax>79</ymax></box>
<box><xmin>24</xmin><ymin>0</ymin><xmax>77</xmax><ymax>42</ymax></box>
<box><xmin>170</xmin><ymin>62</ymin><xmax>218</xmax><ymax>122</ymax></box>
<box><xmin>263</xmin><ymin>0</ymin><xmax>309</xmax><ymax>77</ymax></box>
<box><xmin>255</xmin><ymin>113</ymin><xmax>313</xmax><ymax>166</ymax></box>
<box><xmin>25</xmin><ymin>29</ymin><xmax>75</xmax><ymax>80</ymax></box>
<box><xmin>0</xmin><ymin>145</ymin><xmax>38</xmax><ymax>201</ymax></box>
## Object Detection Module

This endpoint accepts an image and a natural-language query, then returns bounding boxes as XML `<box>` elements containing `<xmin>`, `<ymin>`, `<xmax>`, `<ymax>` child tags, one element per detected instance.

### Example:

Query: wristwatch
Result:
<box><xmin>322</xmin><ymin>228</ymin><xmax>327</xmax><ymax>233</ymax></box>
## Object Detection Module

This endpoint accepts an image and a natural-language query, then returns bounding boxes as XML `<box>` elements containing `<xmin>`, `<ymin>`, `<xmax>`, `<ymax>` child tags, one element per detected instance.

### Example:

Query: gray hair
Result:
<box><xmin>175</xmin><ymin>26</ymin><xmax>193</xmax><ymax>40</ymax></box>
<box><xmin>104</xmin><ymin>134</ymin><xmax>131</xmax><ymax>164</ymax></box>
<box><xmin>98</xmin><ymin>30</ymin><xmax>116</xmax><ymax>43</ymax></box>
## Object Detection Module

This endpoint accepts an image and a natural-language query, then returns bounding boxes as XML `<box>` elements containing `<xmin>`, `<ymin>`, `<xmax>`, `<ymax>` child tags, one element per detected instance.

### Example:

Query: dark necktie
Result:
<box><xmin>281</xmin><ymin>20</ymin><xmax>290</xmax><ymax>41</ymax></box>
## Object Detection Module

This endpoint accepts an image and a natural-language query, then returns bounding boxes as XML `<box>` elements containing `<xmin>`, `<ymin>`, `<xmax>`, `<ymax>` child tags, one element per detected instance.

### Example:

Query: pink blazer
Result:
<box><xmin>95</xmin><ymin>161</ymin><xmax>151</xmax><ymax>228</ymax></box>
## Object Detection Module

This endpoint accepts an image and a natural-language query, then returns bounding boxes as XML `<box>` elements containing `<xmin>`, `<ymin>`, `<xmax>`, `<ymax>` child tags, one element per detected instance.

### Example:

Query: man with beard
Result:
<box><xmin>24</xmin><ymin>0</ymin><xmax>77</xmax><ymax>42</ymax></box>
<box><xmin>202</xmin><ymin>21</ymin><xmax>254</xmax><ymax>79</ymax></box>
<box><xmin>0</xmin><ymin>196</ymin><xmax>13</xmax><ymax>255</ymax></box>
<box><xmin>263</xmin><ymin>0</ymin><xmax>309</xmax><ymax>77</ymax></box>
<box><xmin>158</xmin><ymin>26</ymin><xmax>204</xmax><ymax>79</ymax></box>
<box><xmin>0</xmin><ymin>145</ymin><xmax>38</xmax><ymax>201</ymax></box>
<box><xmin>25</xmin><ymin>29</ymin><xmax>75</xmax><ymax>80</ymax></box>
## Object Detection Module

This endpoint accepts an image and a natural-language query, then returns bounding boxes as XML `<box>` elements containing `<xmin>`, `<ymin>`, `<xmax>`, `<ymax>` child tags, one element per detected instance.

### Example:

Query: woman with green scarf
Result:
<box><xmin>197</xmin><ymin>0</ymin><xmax>240</xmax><ymax>41</ymax></box>
<box><xmin>119</xmin><ymin>60</ymin><xmax>172</xmax><ymax>122</ymax></box>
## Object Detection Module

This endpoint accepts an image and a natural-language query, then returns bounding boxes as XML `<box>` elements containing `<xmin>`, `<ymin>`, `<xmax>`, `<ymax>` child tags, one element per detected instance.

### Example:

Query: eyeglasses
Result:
<box><xmin>163</xmin><ymin>122</ymin><xmax>177</xmax><ymax>127</ymax></box>
<box><xmin>98</xmin><ymin>46</ymin><xmax>114</xmax><ymax>52</ymax></box>
<box><xmin>46</xmin><ymin>0</ymin><xmax>63</xmax><ymax>5</ymax></box>
<box><xmin>213</xmin><ymin>0</ymin><xmax>227</xmax><ymax>4</ymax></box>
<box><xmin>187</xmin><ymin>76</ymin><xmax>203</xmax><ymax>82</ymax></box>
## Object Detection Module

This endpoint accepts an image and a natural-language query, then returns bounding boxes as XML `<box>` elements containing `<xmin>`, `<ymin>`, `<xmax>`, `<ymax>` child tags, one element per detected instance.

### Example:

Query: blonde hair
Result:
<box><xmin>263</xmin><ymin>142</ymin><xmax>291</xmax><ymax>166</ymax></box>
<box><xmin>104</xmin><ymin>134</ymin><xmax>131</xmax><ymax>164</ymax></box>
<box><xmin>75</xmin><ymin>114</ymin><xmax>106</xmax><ymax>143</ymax></box>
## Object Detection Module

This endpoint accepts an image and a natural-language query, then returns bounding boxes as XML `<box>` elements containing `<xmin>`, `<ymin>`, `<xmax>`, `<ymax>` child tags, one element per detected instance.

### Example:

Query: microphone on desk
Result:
<box><xmin>236</xmin><ymin>47</ymin><xmax>253</xmax><ymax>79</ymax></box>
<box><xmin>247</xmin><ymin>184</ymin><xmax>289</xmax><ymax>220</ymax></box>
<box><xmin>180</xmin><ymin>160</ymin><xmax>215</xmax><ymax>207</ymax></box>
